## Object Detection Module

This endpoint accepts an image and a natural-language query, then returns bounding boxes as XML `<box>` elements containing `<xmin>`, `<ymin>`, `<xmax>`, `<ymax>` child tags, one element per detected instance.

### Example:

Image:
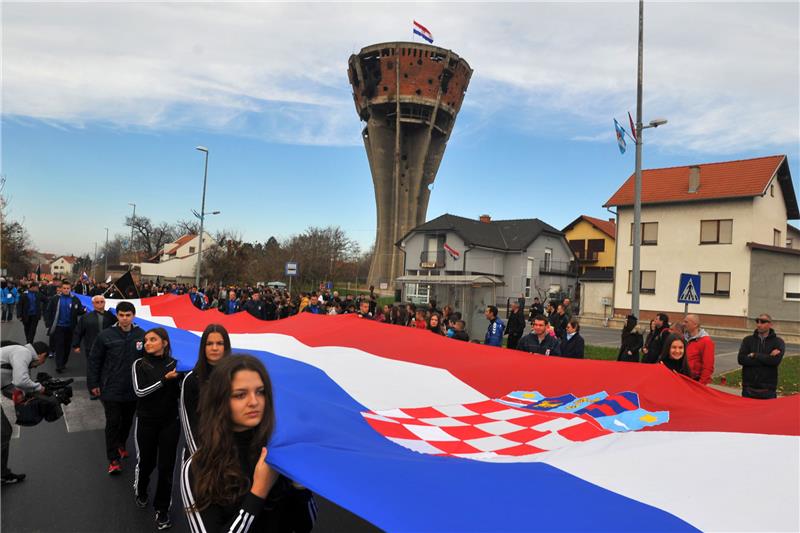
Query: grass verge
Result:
<box><xmin>712</xmin><ymin>355</ymin><xmax>799</xmax><ymax>395</ymax></box>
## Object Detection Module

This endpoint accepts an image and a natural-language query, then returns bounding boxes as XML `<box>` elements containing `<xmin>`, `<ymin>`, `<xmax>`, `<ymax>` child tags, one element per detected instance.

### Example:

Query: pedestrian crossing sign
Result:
<box><xmin>677</xmin><ymin>273</ymin><xmax>701</xmax><ymax>304</ymax></box>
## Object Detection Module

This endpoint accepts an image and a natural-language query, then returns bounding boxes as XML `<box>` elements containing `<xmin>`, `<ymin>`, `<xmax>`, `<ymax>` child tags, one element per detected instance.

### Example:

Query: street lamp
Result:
<box><xmin>195</xmin><ymin>146</ymin><xmax>209</xmax><ymax>288</ymax></box>
<box><xmin>104</xmin><ymin>227</ymin><xmax>109</xmax><ymax>278</ymax></box>
<box><xmin>128</xmin><ymin>202</ymin><xmax>136</xmax><ymax>269</ymax></box>
<box><xmin>630</xmin><ymin>0</ymin><xmax>668</xmax><ymax>319</ymax></box>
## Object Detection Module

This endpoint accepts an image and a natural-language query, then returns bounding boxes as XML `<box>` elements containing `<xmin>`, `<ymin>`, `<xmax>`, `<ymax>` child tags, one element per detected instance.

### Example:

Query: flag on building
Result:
<box><xmin>443</xmin><ymin>242</ymin><xmax>460</xmax><ymax>260</ymax></box>
<box><xmin>74</xmin><ymin>293</ymin><xmax>800</xmax><ymax>533</ymax></box>
<box><xmin>614</xmin><ymin>118</ymin><xmax>627</xmax><ymax>154</ymax></box>
<box><xmin>413</xmin><ymin>20</ymin><xmax>434</xmax><ymax>43</ymax></box>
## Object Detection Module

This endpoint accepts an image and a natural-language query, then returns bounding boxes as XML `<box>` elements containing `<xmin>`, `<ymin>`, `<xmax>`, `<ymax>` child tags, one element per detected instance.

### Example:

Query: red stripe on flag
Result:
<box><xmin>413</xmin><ymin>20</ymin><xmax>432</xmax><ymax>35</ymax></box>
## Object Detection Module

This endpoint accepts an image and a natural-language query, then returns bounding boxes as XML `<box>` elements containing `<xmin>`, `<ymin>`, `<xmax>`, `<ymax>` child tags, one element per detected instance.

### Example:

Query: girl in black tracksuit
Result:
<box><xmin>132</xmin><ymin>327</ymin><xmax>181</xmax><ymax>529</ymax></box>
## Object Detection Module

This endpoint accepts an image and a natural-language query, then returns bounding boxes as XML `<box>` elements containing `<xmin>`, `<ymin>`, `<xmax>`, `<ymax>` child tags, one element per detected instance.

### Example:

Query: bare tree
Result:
<box><xmin>175</xmin><ymin>218</ymin><xmax>200</xmax><ymax>236</ymax></box>
<box><xmin>125</xmin><ymin>215</ymin><xmax>177</xmax><ymax>259</ymax></box>
<box><xmin>0</xmin><ymin>176</ymin><xmax>33</xmax><ymax>277</ymax></box>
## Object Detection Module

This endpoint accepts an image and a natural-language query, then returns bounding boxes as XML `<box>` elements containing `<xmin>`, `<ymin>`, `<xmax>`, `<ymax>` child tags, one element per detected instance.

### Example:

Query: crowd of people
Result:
<box><xmin>0</xmin><ymin>273</ymin><xmax>790</xmax><ymax>531</ymax></box>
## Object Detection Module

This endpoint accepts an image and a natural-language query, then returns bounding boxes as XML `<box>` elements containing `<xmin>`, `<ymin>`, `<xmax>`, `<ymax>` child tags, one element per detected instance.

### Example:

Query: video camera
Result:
<box><xmin>35</xmin><ymin>372</ymin><xmax>74</xmax><ymax>406</ymax></box>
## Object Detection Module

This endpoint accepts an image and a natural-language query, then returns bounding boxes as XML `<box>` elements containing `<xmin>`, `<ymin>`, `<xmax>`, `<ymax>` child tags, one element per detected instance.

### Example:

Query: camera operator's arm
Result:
<box><xmin>11</xmin><ymin>354</ymin><xmax>43</xmax><ymax>394</ymax></box>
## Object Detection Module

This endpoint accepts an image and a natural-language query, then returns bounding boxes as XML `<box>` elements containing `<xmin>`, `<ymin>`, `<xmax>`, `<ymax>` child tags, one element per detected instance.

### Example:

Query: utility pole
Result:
<box><xmin>631</xmin><ymin>0</ymin><xmax>644</xmax><ymax>320</ymax></box>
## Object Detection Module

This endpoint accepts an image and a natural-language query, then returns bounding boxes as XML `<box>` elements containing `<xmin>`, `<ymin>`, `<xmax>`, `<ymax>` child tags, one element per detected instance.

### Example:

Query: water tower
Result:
<box><xmin>348</xmin><ymin>42</ymin><xmax>472</xmax><ymax>287</ymax></box>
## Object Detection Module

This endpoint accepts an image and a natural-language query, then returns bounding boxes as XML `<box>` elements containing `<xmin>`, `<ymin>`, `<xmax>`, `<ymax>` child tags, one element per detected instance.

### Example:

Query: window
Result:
<box><xmin>630</xmin><ymin>222</ymin><xmax>658</xmax><ymax>245</ymax></box>
<box><xmin>524</xmin><ymin>258</ymin><xmax>534</xmax><ymax>298</ymax></box>
<box><xmin>774</xmin><ymin>229</ymin><xmax>782</xmax><ymax>247</ymax></box>
<box><xmin>569</xmin><ymin>239</ymin><xmax>585</xmax><ymax>259</ymax></box>
<box><xmin>770</xmin><ymin>184</ymin><xmax>775</xmax><ymax>197</ymax></box>
<box><xmin>784</xmin><ymin>274</ymin><xmax>800</xmax><ymax>301</ymax></box>
<box><xmin>543</xmin><ymin>248</ymin><xmax>552</xmax><ymax>272</ymax></box>
<box><xmin>700</xmin><ymin>220</ymin><xmax>733</xmax><ymax>244</ymax></box>
<box><xmin>587</xmin><ymin>239</ymin><xmax>605</xmax><ymax>259</ymax></box>
<box><xmin>627</xmin><ymin>270</ymin><xmax>656</xmax><ymax>294</ymax></box>
<box><xmin>189</xmin><ymin>246</ymin><xmax>196</xmax><ymax>253</ymax></box>
<box><xmin>405</xmin><ymin>283</ymin><xmax>430</xmax><ymax>304</ymax></box>
<box><xmin>699</xmin><ymin>272</ymin><xmax>731</xmax><ymax>297</ymax></box>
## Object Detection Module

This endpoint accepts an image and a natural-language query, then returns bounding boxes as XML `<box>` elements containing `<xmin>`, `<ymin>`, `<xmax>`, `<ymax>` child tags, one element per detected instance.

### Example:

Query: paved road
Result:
<box><xmin>579</xmin><ymin>325</ymin><xmax>800</xmax><ymax>375</ymax></box>
<box><xmin>1</xmin><ymin>320</ymin><xmax>378</xmax><ymax>533</ymax></box>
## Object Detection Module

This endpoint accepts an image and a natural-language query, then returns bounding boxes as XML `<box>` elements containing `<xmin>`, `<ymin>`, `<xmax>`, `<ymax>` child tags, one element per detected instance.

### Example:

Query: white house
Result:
<box><xmin>604</xmin><ymin>155</ymin><xmax>799</xmax><ymax>332</ymax></box>
<box><xmin>49</xmin><ymin>255</ymin><xmax>77</xmax><ymax>277</ymax></box>
<box><xmin>133</xmin><ymin>232</ymin><xmax>216</xmax><ymax>283</ymax></box>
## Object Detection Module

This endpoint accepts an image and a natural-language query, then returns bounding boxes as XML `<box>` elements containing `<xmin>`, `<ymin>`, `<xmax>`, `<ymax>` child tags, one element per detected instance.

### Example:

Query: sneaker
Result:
<box><xmin>118</xmin><ymin>447</ymin><xmax>129</xmax><ymax>459</ymax></box>
<box><xmin>135</xmin><ymin>493</ymin><xmax>148</xmax><ymax>509</ymax></box>
<box><xmin>1</xmin><ymin>472</ymin><xmax>26</xmax><ymax>485</ymax></box>
<box><xmin>155</xmin><ymin>511</ymin><xmax>172</xmax><ymax>530</ymax></box>
<box><xmin>107</xmin><ymin>460</ymin><xmax>122</xmax><ymax>475</ymax></box>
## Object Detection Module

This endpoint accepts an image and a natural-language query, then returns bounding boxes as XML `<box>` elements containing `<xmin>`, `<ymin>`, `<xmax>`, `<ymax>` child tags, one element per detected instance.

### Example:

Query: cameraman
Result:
<box><xmin>1</xmin><ymin>341</ymin><xmax>49</xmax><ymax>484</ymax></box>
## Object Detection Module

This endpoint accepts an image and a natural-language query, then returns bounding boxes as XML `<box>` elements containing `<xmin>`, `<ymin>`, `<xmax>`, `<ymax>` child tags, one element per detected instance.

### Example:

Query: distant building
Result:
<box><xmin>396</xmin><ymin>213</ymin><xmax>577</xmax><ymax>336</ymax></box>
<box><xmin>49</xmin><ymin>255</ymin><xmax>77</xmax><ymax>278</ymax></box>
<box><xmin>787</xmin><ymin>224</ymin><xmax>800</xmax><ymax>250</ymax></box>
<box><xmin>132</xmin><ymin>232</ymin><xmax>216</xmax><ymax>283</ymax></box>
<box><xmin>562</xmin><ymin>215</ymin><xmax>616</xmax><ymax>275</ymax></box>
<box><xmin>604</xmin><ymin>154</ymin><xmax>799</xmax><ymax>332</ymax></box>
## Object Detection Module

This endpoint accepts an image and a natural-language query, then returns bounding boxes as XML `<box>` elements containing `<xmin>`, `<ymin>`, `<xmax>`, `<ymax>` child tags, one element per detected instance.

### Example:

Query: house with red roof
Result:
<box><xmin>49</xmin><ymin>255</ymin><xmax>78</xmax><ymax>277</ymax></box>
<box><xmin>561</xmin><ymin>216</ymin><xmax>617</xmax><ymax>319</ymax></box>
<box><xmin>604</xmin><ymin>154</ymin><xmax>799</xmax><ymax>331</ymax></box>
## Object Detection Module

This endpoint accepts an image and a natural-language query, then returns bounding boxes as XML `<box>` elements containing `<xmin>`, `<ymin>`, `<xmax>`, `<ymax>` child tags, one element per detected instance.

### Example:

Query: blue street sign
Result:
<box><xmin>677</xmin><ymin>273</ymin><xmax>701</xmax><ymax>304</ymax></box>
<box><xmin>285</xmin><ymin>262</ymin><xmax>298</xmax><ymax>277</ymax></box>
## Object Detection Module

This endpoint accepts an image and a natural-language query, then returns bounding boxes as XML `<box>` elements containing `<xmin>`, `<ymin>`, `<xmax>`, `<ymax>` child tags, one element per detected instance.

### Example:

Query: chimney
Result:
<box><xmin>688</xmin><ymin>165</ymin><xmax>701</xmax><ymax>193</ymax></box>
<box><xmin>479</xmin><ymin>214</ymin><xmax>491</xmax><ymax>224</ymax></box>
<box><xmin>608</xmin><ymin>218</ymin><xmax>614</xmax><ymax>223</ymax></box>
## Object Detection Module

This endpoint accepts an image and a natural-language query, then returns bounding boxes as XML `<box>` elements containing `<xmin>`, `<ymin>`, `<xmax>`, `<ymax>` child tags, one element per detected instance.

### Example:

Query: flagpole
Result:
<box><xmin>631</xmin><ymin>0</ymin><xmax>644</xmax><ymax>320</ymax></box>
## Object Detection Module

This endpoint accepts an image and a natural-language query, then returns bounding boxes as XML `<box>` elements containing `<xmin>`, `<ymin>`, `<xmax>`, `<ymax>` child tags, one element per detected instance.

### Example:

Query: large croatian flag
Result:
<box><xmin>88</xmin><ymin>294</ymin><xmax>800</xmax><ymax>532</ymax></box>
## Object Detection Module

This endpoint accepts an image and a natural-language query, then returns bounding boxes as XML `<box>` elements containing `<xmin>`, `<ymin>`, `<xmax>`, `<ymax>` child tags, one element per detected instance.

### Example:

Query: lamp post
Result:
<box><xmin>195</xmin><ymin>146</ymin><xmax>209</xmax><ymax>288</ymax></box>
<box><xmin>104</xmin><ymin>227</ymin><xmax>109</xmax><ymax>279</ymax></box>
<box><xmin>128</xmin><ymin>202</ymin><xmax>136</xmax><ymax>268</ymax></box>
<box><xmin>630</xmin><ymin>0</ymin><xmax>667</xmax><ymax>319</ymax></box>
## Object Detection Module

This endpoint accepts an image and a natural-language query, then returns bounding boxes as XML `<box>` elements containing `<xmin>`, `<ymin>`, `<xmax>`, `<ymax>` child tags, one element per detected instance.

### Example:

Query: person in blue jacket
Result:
<box><xmin>1</xmin><ymin>281</ymin><xmax>18</xmax><ymax>322</ymax></box>
<box><xmin>484</xmin><ymin>306</ymin><xmax>505</xmax><ymax>347</ymax></box>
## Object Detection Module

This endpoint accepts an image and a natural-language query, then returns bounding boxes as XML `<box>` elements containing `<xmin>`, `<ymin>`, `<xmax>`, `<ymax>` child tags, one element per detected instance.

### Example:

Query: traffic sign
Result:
<box><xmin>285</xmin><ymin>262</ymin><xmax>298</xmax><ymax>277</ymax></box>
<box><xmin>677</xmin><ymin>273</ymin><xmax>701</xmax><ymax>304</ymax></box>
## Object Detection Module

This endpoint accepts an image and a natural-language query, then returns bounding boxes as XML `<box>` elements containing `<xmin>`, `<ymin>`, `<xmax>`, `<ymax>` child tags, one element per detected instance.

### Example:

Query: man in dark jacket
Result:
<box><xmin>87</xmin><ymin>301</ymin><xmax>145</xmax><ymax>474</ymax></box>
<box><xmin>506</xmin><ymin>301</ymin><xmax>526</xmax><ymax>350</ymax></box>
<box><xmin>17</xmin><ymin>283</ymin><xmax>45</xmax><ymax>344</ymax></box>
<box><xmin>72</xmin><ymin>295</ymin><xmax>117</xmax><ymax>359</ymax></box>
<box><xmin>44</xmin><ymin>280</ymin><xmax>85</xmax><ymax>373</ymax></box>
<box><xmin>243</xmin><ymin>292</ymin><xmax>265</xmax><ymax>319</ymax></box>
<box><xmin>219</xmin><ymin>290</ymin><xmax>241</xmax><ymax>315</ymax></box>
<box><xmin>528</xmin><ymin>297</ymin><xmax>544</xmax><ymax>322</ymax></box>
<box><xmin>737</xmin><ymin>314</ymin><xmax>785</xmax><ymax>399</ymax></box>
<box><xmin>642</xmin><ymin>313</ymin><xmax>670</xmax><ymax>364</ymax></box>
<box><xmin>517</xmin><ymin>315</ymin><xmax>561</xmax><ymax>356</ymax></box>
<box><xmin>551</xmin><ymin>305</ymin><xmax>569</xmax><ymax>340</ymax></box>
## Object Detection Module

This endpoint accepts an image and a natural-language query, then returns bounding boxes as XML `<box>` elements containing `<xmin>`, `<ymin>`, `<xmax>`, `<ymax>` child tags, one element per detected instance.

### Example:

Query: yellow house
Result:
<box><xmin>561</xmin><ymin>215</ymin><xmax>616</xmax><ymax>275</ymax></box>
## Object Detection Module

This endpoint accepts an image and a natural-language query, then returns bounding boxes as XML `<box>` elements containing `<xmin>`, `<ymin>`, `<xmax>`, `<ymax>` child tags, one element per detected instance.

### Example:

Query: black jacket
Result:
<box><xmin>88</xmin><ymin>324</ymin><xmax>146</xmax><ymax>402</ymax></box>
<box><xmin>738</xmin><ymin>329</ymin><xmax>785</xmax><ymax>395</ymax></box>
<box><xmin>550</xmin><ymin>313</ymin><xmax>568</xmax><ymax>340</ymax></box>
<box><xmin>560</xmin><ymin>333</ymin><xmax>585</xmax><ymax>359</ymax></box>
<box><xmin>180</xmin><ymin>370</ymin><xmax>202</xmax><ymax>456</ymax></box>
<box><xmin>243</xmin><ymin>299</ymin><xmax>265</xmax><ymax>320</ymax></box>
<box><xmin>17</xmin><ymin>290</ymin><xmax>45</xmax><ymax>321</ymax></box>
<box><xmin>506</xmin><ymin>309</ymin><xmax>526</xmax><ymax>337</ymax></box>
<box><xmin>72</xmin><ymin>311</ymin><xmax>117</xmax><ymax>351</ymax></box>
<box><xmin>642</xmin><ymin>327</ymin><xmax>669</xmax><ymax>364</ymax></box>
<box><xmin>44</xmin><ymin>294</ymin><xmax>85</xmax><ymax>331</ymax></box>
<box><xmin>132</xmin><ymin>353</ymin><xmax>180</xmax><ymax>419</ymax></box>
<box><xmin>617</xmin><ymin>316</ymin><xmax>643</xmax><ymax>362</ymax></box>
<box><xmin>517</xmin><ymin>333</ymin><xmax>561</xmax><ymax>356</ymax></box>
<box><xmin>181</xmin><ymin>429</ymin><xmax>315</xmax><ymax>533</ymax></box>
<box><xmin>528</xmin><ymin>303</ymin><xmax>544</xmax><ymax>321</ymax></box>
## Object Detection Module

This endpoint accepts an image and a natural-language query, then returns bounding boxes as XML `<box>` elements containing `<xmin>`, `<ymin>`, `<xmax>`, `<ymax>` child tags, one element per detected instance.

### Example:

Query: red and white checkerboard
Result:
<box><xmin>361</xmin><ymin>399</ymin><xmax>612</xmax><ymax>461</ymax></box>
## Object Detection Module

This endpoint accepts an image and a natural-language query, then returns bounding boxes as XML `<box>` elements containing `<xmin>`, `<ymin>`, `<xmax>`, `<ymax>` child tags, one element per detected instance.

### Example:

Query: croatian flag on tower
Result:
<box><xmin>82</xmin><ymin>293</ymin><xmax>800</xmax><ymax>533</ymax></box>
<box><xmin>413</xmin><ymin>20</ymin><xmax>434</xmax><ymax>43</ymax></box>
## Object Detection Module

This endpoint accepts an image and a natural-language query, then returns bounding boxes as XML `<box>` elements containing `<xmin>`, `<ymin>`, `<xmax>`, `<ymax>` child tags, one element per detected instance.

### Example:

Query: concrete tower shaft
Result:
<box><xmin>348</xmin><ymin>42</ymin><xmax>472</xmax><ymax>288</ymax></box>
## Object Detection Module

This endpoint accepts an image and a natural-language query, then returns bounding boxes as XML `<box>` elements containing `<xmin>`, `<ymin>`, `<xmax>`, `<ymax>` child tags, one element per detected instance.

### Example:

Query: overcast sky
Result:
<box><xmin>3</xmin><ymin>2</ymin><xmax>798</xmax><ymax>256</ymax></box>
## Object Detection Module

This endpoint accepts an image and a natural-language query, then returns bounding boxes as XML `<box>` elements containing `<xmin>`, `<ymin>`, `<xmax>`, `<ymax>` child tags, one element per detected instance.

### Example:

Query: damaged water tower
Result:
<box><xmin>348</xmin><ymin>42</ymin><xmax>473</xmax><ymax>288</ymax></box>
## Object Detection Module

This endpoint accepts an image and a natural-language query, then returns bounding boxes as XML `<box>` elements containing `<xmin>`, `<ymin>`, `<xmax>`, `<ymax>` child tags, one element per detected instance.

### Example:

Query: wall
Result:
<box><xmin>613</xmin><ymin>198</ymin><xmax>755</xmax><ymax>320</ymax></box>
<box><xmin>400</xmin><ymin>231</ymin><xmax>466</xmax><ymax>274</ymax></box>
<box><xmin>580</xmin><ymin>280</ymin><xmax>614</xmax><ymax>317</ymax></box>
<box><xmin>752</xmin><ymin>177</ymin><xmax>790</xmax><ymax>246</ymax></box>
<box><xmin>748</xmin><ymin>248</ymin><xmax>800</xmax><ymax>333</ymax></box>
<box><xmin>564</xmin><ymin>219</ymin><xmax>616</xmax><ymax>270</ymax></box>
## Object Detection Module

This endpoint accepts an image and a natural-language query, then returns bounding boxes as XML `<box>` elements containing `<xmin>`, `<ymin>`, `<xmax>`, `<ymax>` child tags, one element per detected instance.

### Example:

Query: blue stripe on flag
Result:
<box><xmin>413</xmin><ymin>28</ymin><xmax>434</xmax><ymax>43</ymax></box>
